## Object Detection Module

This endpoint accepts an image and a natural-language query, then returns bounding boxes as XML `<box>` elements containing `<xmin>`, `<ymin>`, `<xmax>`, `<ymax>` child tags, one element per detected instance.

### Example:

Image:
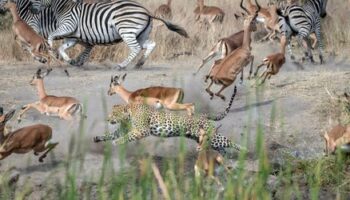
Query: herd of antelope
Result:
<box><xmin>0</xmin><ymin>0</ymin><xmax>348</xmax><ymax>186</ymax></box>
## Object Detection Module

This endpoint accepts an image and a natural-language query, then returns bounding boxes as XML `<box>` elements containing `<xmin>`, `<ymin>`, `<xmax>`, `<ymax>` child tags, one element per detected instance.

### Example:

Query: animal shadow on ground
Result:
<box><xmin>16</xmin><ymin>159</ymin><xmax>62</xmax><ymax>175</ymax></box>
<box><xmin>230</xmin><ymin>100</ymin><xmax>274</xmax><ymax>113</ymax></box>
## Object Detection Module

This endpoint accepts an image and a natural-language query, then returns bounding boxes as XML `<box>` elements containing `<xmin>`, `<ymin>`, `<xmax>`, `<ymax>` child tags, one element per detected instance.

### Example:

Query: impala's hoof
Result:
<box><xmin>38</xmin><ymin>157</ymin><xmax>44</xmax><ymax>163</ymax></box>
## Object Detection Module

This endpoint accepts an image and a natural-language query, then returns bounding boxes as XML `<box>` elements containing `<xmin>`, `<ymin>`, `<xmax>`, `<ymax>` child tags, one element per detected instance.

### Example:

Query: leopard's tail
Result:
<box><xmin>228</xmin><ymin>141</ymin><xmax>247</xmax><ymax>152</ymax></box>
<box><xmin>208</xmin><ymin>86</ymin><xmax>237</xmax><ymax>121</ymax></box>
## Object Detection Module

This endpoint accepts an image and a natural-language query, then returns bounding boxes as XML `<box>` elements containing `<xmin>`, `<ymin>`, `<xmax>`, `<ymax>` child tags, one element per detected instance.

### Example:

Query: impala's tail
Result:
<box><xmin>208</xmin><ymin>86</ymin><xmax>237</xmax><ymax>121</ymax></box>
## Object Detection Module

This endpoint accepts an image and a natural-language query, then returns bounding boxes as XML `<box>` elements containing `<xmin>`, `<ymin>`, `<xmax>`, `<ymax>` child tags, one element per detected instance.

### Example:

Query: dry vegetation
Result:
<box><xmin>0</xmin><ymin>0</ymin><xmax>349</xmax><ymax>63</ymax></box>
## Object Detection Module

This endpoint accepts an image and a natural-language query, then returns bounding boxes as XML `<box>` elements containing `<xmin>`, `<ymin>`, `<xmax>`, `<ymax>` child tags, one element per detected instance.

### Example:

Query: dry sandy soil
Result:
<box><xmin>0</xmin><ymin>42</ymin><xmax>350</xmax><ymax>198</ymax></box>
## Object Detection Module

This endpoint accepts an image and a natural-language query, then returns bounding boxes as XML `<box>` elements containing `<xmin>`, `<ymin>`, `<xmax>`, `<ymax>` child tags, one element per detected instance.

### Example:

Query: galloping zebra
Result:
<box><xmin>30</xmin><ymin>0</ymin><xmax>189</xmax><ymax>69</ymax></box>
<box><xmin>281</xmin><ymin>0</ymin><xmax>328</xmax><ymax>64</ymax></box>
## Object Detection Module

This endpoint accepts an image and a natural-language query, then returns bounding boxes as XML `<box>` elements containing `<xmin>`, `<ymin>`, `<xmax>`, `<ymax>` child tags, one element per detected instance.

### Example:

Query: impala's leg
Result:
<box><xmin>38</xmin><ymin>141</ymin><xmax>59</xmax><ymax>162</ymax></box>
<box><xmin>61</xmin><ymin>113</ymin><xmax>73</xmax><ymax>121</ymax></box>
<box><xmin>17</xmin><ymin>102</ymin><xmax>45</xmax><ymax>122</ymax></box>
<box><xmin>310</xmin><ymin>33</ymin><xmax>317</xmax><ymax>49</ymax></box>
<box><xmin>205</xmin><ymin>80</ymin><xmax>215</xmax><ymax>99</ymax></box>
<box><xmin>260</xmin><ymin>72</ymin><xmax>270</xmax><ymax>84</ymax></box>
<box><xmin>165</xmin><ymin>103</ymin><xmax>195</xmax><ymax>116</ymax></box>
<box><xmin>210</xmin><ymin>175</ymin><xmax>224</xmax><ymax>189</ymax></box>
<box><xmin>0</xmin><ymin>152</ymin><xmax>11</xmax><ymax>160</ymax></box>
<box><xmin>15</xmin><ymin>38</ymin><xmax>31</xmax><ymax>52</ymax></box>
<box><xmin>47</xmin><ymin>21</ymin><xmax>78</xmax><ymax>62</ymax></box>
<box><xmin>247</xmin><ymin>56</ymin><xmax>254</xmax><ymax>80</ymax></box>
<box><xmin>254</xmin><ymin>63</ymin><xmax>265</xmax><ymax>77</ymax></box>
<box><xmin>195</xmin><ymin>51</ymin><xmax>217</xmax><ymax>75</ymax></box>
<box><xmin>195</xmin><ymin>44</ymin><xmax>220</xmax><ymax>75</ymax></box>
<box><xmin>261</xmin><ymin>29</ymin><xmax>272</xmax><ymax>42</ymax></box>
<box><xmin>267</xmin><ymin>74</ymin><xmax>273</xmax><ymax>80</ymax></box>
<box><xmin>240</xmin><ymin>68</ymin><xmax>244</xmax><ymax>84</ymax></box>
<box><xmin>269</xmin><ymin>30</ymin><xmax>277</xmax><ymax>42</ymax></box>
<box><xmin>215</xmin><ymin>85</ymin><xmax>229</xmax><ymax>101</ymax></box>
<box><xmin>49</xmin><ymin>50</ymin><xmax>70</xmax><ymax>76</ymax></box>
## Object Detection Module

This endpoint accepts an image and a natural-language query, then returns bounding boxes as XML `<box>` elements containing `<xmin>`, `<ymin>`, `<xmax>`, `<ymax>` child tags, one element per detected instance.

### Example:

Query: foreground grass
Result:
<box><xmin>0</xmin><ymin>107</ymin><xmax>350</xmax><ymax>200</ymax></box>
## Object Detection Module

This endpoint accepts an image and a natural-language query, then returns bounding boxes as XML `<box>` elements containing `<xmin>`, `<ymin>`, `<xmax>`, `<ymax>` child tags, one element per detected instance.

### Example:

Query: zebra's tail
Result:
<box><xmin>208</xmin><ymin>86</ymin><xmax>237</xmax><ymax>121</ymax></box>
<box><xmin>148</xmin><ymin>14</ymin><xmax>189</xmax><ymax>38</ymax></box>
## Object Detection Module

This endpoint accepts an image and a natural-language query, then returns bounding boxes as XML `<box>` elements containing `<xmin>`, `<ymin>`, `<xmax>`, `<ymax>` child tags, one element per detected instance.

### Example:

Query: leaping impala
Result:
<box><xmin>3</xmin><ymin>1</ymin><xmax>69</xmax><ymax>76</ymax></box>
<box><xmin>108</xmin><ymin>74</ymin><xmax>195</xmax><ymax>116</ymax></box>
<box><xmin>18</xmin><ymin>68</ymin><xmax>83</xmax><ymax>122</ymax></box>
<box><xmin>0</xmin><ymin>107</ymin><xmax>58</xmax><ymax>162</ymax></box>
<box><xmin>204</xmin><ymin>0</ymin><xmax>260</xmax><ymax>101</ymax></box>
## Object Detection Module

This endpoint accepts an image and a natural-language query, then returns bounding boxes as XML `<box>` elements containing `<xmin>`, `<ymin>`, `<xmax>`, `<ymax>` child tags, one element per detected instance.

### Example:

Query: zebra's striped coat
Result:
<box><xmin>282</xmin><ymin>0</ymin><xmax>328</xmax><ymax>63</ymax></box>
<box><xmin>31</xmin><ymin>0</ymin><xmax>188</xmax><ymax>69</ymax></box>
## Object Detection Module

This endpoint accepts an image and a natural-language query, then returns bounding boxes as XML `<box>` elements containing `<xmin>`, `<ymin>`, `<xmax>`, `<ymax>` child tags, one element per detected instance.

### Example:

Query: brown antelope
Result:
<box><xmin>240</xmin><ymin>1</ymin><xmax>283</xmax><ymax>42</ymax></box>
<box><xmin>108</xmin><ymin>74</ymin><xmax>195</xmax><ymax>115</ymax></box>
<box><xmin>194</xmin><ymin>0</ymin><xmax>225</xmax><ymax>26</ymax></box>
<box><xmin>17</xmin><ymin>69</ymin><xmax>83</xmax><ymax>122</ymax></box>
<box><xmin>194</xmin><ymin>126</ymin><xmax>230</xmax><ymax>188</ymax></box>
<box><xmin>253</xmin><ymin>35</ymin><xmax>287</xmax><ymax>84</ymax></box>
<box><xmin>0</xmin><ymin>108</ymin><xmax>58</xmax><ymax>162</ymax></box>
<box><xmin>324</xmin><ymin>125</ymin><xmax>350</xmax><ymax>155</ymax></box>
<box><xmin>4</xmin><ymin>1</ymin><xmax>69</xmax><ymax>76</ymax></box>
<box><xmin>194</xmin><ymin>23</ymin><xmax>258</xmax><ymax>75</ymax></box>
<box><xmin>154</xmin><ymin>0</ymin><xmax>172</xmax><ymax>22</ymax></box>
<box><xmin>204</xmin><ymin>0</ymin><xmax>260</xmax><ymax>101</ymax></box>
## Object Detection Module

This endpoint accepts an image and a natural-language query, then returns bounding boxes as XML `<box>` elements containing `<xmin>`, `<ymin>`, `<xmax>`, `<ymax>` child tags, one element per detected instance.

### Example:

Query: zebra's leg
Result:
<box><xmin>284</xmin><ymin>34</ymin><xmax>295</xmax><ymax>60</ymax></box>
<box><xmin>304</xmin><ymin>37</ymin><xmax>315</xmax><ymax>63</ymax></box>
<box><xmin>297</xmin><ymin>34</ymin><xmax>314</xmax><ymax>63</ymax></box>
<box><xmin>57</xmin><ymin>38</ymin><xmax>78</xmax><ymax>63</ymax></box>
<box><xmin>69</xmin><ymin>44</ymin><xmax>94</xmax><ymax>67</ymax></box>
<box><xmin>314</xmin><ymin>19</ymin><xmax>324</xmax><ymax>64</ymax></box>
<box><xmin>135</xmin><ymin>22</ymin><xmax>154</xmax><ymax>69</ymax></box>
<box><xmin>117</xmin><ymin>34</ymin><xmax>142</xmax><ymax>69</ymax></box>
<box><xmin>135</xmin><ymin>40</ymin><xmax>156</xmax><ymax>69</ymax></box>
<box><xmin>47</xmin><ymin>23</ymin><xmax>78</xmax><ymax>62</ymax></box>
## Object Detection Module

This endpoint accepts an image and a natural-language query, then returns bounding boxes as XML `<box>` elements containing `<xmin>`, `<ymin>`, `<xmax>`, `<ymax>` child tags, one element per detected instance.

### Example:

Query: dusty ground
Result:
<box><xmin>0</xmin><ymin>42</ymin><xmax>350</xmax><ymax>198</ymax></box>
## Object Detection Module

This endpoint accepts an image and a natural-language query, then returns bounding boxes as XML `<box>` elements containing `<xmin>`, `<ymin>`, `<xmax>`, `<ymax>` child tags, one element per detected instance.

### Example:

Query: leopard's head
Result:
<box><xmin>107</xmin><ymin>104</ymin><xmax>130</xmax><ymax>125</ymax></box>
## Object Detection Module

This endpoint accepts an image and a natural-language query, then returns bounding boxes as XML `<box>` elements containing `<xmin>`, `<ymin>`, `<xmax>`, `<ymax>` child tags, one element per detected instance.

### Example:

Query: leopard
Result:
<box><xmin>94</xmin><ymin>86</ymin><xmax>244</xmax><ymax>153</ymax></box>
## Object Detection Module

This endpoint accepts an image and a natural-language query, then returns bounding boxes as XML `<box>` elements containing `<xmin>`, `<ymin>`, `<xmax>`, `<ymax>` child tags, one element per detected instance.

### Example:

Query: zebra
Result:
<box><xmin>281</xmin><ymin>0</ymin><xmax>328</xmax><ymax>64</ymax></box>
<box><xmin>29</xmin><ymin>0</ymin><xmax>189</xmax><ymax>69</ymax></box>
